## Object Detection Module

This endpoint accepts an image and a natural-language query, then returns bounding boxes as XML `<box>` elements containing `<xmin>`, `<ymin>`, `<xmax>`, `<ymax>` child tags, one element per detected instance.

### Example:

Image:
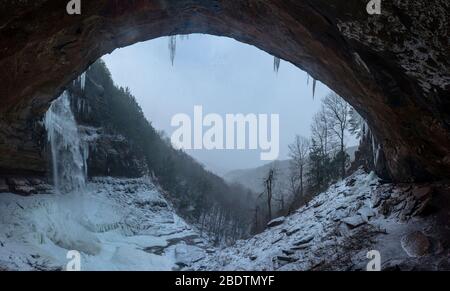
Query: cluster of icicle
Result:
<box><xmin>44</xmin><ymin>89</ymin><xmax>88</xmax><ymax>194</ymax></box>
<box><xmin>168</xmin><ymin>34</ymin><xmax>190</xmax><ymax>66</ymax></box>
<box><xmin>167</xmin><ymin>35</ymin><xmax>322</xmax><ymax>99</ymax></box>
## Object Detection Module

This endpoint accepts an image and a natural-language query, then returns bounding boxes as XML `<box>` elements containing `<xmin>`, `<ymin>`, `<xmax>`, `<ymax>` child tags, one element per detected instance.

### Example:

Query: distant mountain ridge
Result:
<box><xmin>224</xmin><ymin>146</ymin><xmax>358</xmax><ymax>194</ymax></box>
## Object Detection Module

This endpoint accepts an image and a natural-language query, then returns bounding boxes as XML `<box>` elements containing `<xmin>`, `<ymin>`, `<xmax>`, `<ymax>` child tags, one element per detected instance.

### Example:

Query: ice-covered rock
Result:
<box><xmin>341</xmin><ymin>215</ymin><xmax>366</xmax><ymax>228</ymax></box>
<box><xmin>267</xmin><ymin>216</ymin><xmax>285</xmax><ymax>228</ymax></box>
<box><xmin>0</xmin><ymin>177</ymin><xmax>209</xmax><ymax>271</ymax></box>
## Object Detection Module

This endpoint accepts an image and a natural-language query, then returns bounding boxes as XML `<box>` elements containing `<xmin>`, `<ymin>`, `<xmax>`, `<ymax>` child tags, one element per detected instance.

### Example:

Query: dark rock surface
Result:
<box><xmin>0</xmin><ymin>1</ymin><xmax>449</xmax><ymax>182</ymax></box>
<box><xmin>68</xmin><ymin>76</ymin><xmax>148</xmax><ymax>178</ymax></box>
<box><xmin>401</xmin><ymin>231</ymin><xmax>430</xmax><ymax>258</ymax></box>
<box><xmin>267</xmin><ymin>216</ymin><xmax>286</xmax><ymax>228</ymax></box>
<box><xmin>0</xmin><ymin>176</ymin><xmax>52</xmax><ymax>195</ymax></box>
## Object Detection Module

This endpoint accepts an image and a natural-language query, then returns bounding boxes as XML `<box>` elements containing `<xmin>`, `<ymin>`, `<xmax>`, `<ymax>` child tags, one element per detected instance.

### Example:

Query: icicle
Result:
<box><xmin>44</xmin><ymin>91</ymin><xmax>88</xmax><ymax>194</ymax></box>
<box><xmin>80</xmin><ymin>72</ymin><xmax>86</xmax><ymax>91</ymax></box>
<box><xmin>273</xmin><ymin>57</ymin><xmax>280</xmax><ymax>73</ymax></box>
<box><xmin>179</xmin><ymin>34</ymin><xmax>189</xmax><ymax>40</ymax></box>
<box><xmin>307</xmin><ymin>74</ymin><xmax>310</xmax><ymax>86</ymax></box>
<box><xmin>168</xmin><ymin>35</ymin><xmax>177</xmax><ymax>65</ymax></box>
<box><xmin>312</xmin><ymin>78</ymin><xmax>317</xmax><ymax>99</ymax></box>
<box><xmin>371</xmin><ymin>132</ymin><xmax>381</xmax><ymax>167</ymax></box>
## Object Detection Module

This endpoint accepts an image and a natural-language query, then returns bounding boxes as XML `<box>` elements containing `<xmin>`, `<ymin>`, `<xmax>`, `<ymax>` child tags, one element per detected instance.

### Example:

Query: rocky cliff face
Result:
<box><xmin>0</xmin><ymin>0</ymin><xmax>449</xmax><ymax>182</ymax></box>
<box><xmin>348</xmin><ymin>127</ymin><xmax>391</xmax><ymax>181</ymax></box>
<box><xmin>0</xmin><ymin>72</ymin><xmax>148</xmax><ymax>195</ymax></box>
<box><xmin>68</xmin><ymin>76</ymin><xmax>148</xmax><ymax>178</ymax></box>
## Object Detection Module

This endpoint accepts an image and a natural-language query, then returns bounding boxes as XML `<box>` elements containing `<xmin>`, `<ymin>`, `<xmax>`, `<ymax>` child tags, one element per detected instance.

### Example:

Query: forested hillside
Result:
<box><xmin>66</xmin><ymin>60</ymin><xmax>256</xmax><ymax>243</ymax></box>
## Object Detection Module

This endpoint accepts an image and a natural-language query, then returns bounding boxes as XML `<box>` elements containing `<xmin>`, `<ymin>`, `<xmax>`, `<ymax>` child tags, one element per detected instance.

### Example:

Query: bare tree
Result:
<box><xmin>263</xmin><ymin>168</ymin><xmax>276</xmax><ymax>221</ymax></box>
<box><xmin>311</xmin><ymin>107</ymin><xmax>333</xmax><ymax>156</ymax></box>
<box><xmin>288</xmin><ymin>135</ymin><xmax>310</xmax><ymax>199</ymax></box>
<box><xmin>323</xmin><ymin>92</ymin><xmax>350</xmax><ymax>178</ymax></box>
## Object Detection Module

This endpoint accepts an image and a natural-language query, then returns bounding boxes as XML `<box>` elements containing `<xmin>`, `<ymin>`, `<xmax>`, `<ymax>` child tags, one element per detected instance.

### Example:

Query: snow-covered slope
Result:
<box><xmin>193</xmin><ymin>169</ymin><xmax>448</xmax><ymax>271</ymax></box>
<box><xmin>1</xmin><ymin>170</ymin><xmax>447</xmax><ymax>271</ymax></box>
<box><xmin>0</xmin><ymin>177</ymin><xmax>207</xmax><ymax>271</ymax></box>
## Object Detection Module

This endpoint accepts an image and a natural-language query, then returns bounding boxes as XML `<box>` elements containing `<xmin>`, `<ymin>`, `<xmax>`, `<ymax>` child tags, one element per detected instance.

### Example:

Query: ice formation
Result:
<box><xmin>44</xmin><ymin>91</ymin><xmax>88</xmax><ymax>194</ymax></box>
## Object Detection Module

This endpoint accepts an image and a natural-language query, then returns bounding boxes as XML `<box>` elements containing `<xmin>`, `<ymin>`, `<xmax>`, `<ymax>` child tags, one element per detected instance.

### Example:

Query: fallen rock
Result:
<box><xmin>411</xmin><ymin>197</ymin><xmax>432</xmax><ymax>217</ymax></box>
<box><xmin>271</xmin><ymin>237</ymin><xmax>283</xmax><ymax>244</ymax></box>
<box><xmin>402</xmin><ymin>196</ymin><xmax>417</xmax><ymax>216</ymax></box>
<box><xmin>312</xmin><ymin>201</ymin><xmax>325</xmax><ymax>208</ymax></box>
<box><xmin>14</xmin><ymin>185</ymin><xmax>35</xmax><ymax>196</ymax></box>
<box><xmin>282</xmin><ymin>249</ymin><xmax>294</xmax><ymax>256</ymax></box>
<box><xmin>401</xmin><ymin>231</ymin><xmax>430</xmax><ymax>258</ymax></box>
<box><xmin>412</xmin><ymin>186</ymin><xmax>433</xmax><ymax>200</ymax></box>
<box><xmin>341</xmin><ymin>215</ymin><xmax>366</xmax><ymax>228</ymax></box>
<box><xmin>286</xmin><ymin>228</ymin><xmax>301</xmax><ymax>236</ymax></box>
<box><xmin>277</xmin><ymin>256</ymin><xmax>298</xmax><ymax>263</ymax></box>
<box><xmin>291</xmin><ymin>244</ymin><xmax>311</xmax><ymax>251</ymax></box>
<box><xmin>293</xmin><ymin>235</ymin><xmax>314</xmax><ymax>246</ymax></box>
<box><xmin>6</xmin><ymin>178</ymin><xmax>35</xmax><ymax>195</ymax></box>
<box><xmin>267</xmin><ymin>216</ymin><xmax>285</xmax><ymax>228</ymax></box>
<box><xmin>346</xmin><ymin>178</ymin><xmax>356</xmax><ymax>187</ymax></box>
<box><xmin>35</xmin><ymin>183</ymin><xmax>53</xmax><ymax>193</ymax></box>
<box><xmin>144</xmin><ymin>245</ymin><xmax>165</xmax><ymax>255</ymax></box>
<box><xmin>357</xmin><ymin>207</ymin><xmax>376</xmax><ymax>221</ymax></box>
<box><xmin>338</xmin><ymin>223</ymin><xmax>351</xmax><ymax>237</ymax></box>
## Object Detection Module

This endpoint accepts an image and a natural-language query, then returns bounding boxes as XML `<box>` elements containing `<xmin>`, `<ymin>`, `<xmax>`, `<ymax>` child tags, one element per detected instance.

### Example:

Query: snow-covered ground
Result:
<box><xmin>0</xmin><ymin>177</ymin><xmax>207</xmax><ymax>271</ymax></box>
<box><xmin>1</xmin><ymin>170</ymin><xmax>447</xmax><ymax>271</ymax></box>
<box><xmin>192</xmin><ymin>169</ymin><xmax>448</xmax><ymax>271</ymax></box>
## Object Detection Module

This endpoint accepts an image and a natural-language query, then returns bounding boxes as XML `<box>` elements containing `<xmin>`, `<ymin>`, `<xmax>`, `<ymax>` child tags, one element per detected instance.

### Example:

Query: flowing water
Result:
<box><xmin>44</xmin><ymin>91</ymin><xmax>88</xmax><ymax>194</ymax></box>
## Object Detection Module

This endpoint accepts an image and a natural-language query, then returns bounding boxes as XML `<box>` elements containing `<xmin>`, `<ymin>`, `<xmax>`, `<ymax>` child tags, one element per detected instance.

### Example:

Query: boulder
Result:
<box><xmin>282</xmin><ymin>249</ymin><xmax>295</xmax><ymax>256</ymax></box>
<box><xmin>401</xmin><ymin>231</ymin><xmax>430</xmax><ymax>258</ymax></box>
<box><xmin>357</xmin><ymin>207</ymin><xmax>376</xmax><ymax>221</ymax></box>
<box><xmin>267</xmin><ymin>216</ymin><xmax>285</xmax><ymax>228</ymax></box>
<box><xmin>293</xmin><ymin>235</ymin><xmax>314</xmax><ymax>246</ymax></box>
<box><xmin>277</xmin><ymin>256</ymin><xmax>298</xmax><ymax>263</ymax></box>
<box><xmin>7</xmin><ymin>178</ymin><xmax>35</xmax><ymax>196</ymax></box>
<box><xmin>341</xmin><ymin>215</ymin><xmax>366</xmax><ymax>228</ymax></box>
<box><xmin>286</xmin><ymin>228</ymin><xmax>301</xmax><ymax>236</ymax></box>
<box><xmin>412</xmin><ymin>186</ymin><xmax>433</xmax><ymax>200</ymax></box>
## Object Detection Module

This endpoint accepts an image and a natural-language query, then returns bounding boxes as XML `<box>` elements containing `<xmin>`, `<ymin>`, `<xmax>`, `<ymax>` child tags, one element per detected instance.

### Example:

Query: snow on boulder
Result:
<box><xmin>341</xmin><ymin>215</ymin><xmax>366</xmax><ymax>228</ymax></box>
<box><xmin>357</xmin><ymin>207</ymin><xmax>376</xmax><ymax>221</ymax></box>
<box><xmin>267</xmin><ymin>216</ymin><xmax>285</xmax><ymax>228</ymax></box>
<box><xmin>293</xmin><ymin>235</ymin><xmax>314</xmax><ymax>246</ymax></box>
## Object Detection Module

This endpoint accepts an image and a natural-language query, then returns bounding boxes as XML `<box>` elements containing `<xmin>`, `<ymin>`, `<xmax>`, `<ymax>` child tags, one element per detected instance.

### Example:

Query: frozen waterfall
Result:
<box><xmin>44</xmin><ymin>91</ymin><xmax>88</xmax><ymax>194</ymax></box>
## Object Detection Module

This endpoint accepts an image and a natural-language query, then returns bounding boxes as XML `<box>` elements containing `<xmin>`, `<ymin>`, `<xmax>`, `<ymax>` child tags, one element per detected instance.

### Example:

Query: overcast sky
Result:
<box><xmin>102</xmin><ymin>34</ymin><xmax>356</xmax><ymax>175</ymax></box>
